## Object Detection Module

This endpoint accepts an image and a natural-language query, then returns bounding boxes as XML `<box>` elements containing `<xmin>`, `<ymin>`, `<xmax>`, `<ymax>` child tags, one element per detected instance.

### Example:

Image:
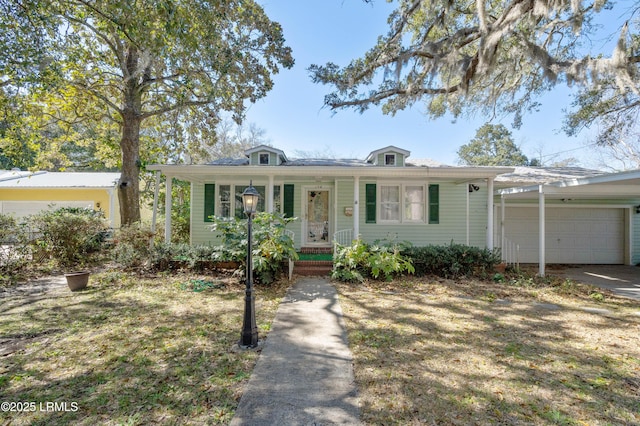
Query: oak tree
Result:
<box><xmin>310</xmin><ymin>0</ymin><xmax>637</xmax><ymax>128</ymax></box>
<box><xmin>1</xmin><ymin>0</ymin><xmax>293</xmax><ymax>225</ymax></box>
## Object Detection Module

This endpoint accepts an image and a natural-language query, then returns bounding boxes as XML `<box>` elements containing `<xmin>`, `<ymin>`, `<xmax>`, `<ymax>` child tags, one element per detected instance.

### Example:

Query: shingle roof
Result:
<box><xmin>495</xmin><ymin>166</ymin><xmax>607</xmax><ymax>185</ymax></box>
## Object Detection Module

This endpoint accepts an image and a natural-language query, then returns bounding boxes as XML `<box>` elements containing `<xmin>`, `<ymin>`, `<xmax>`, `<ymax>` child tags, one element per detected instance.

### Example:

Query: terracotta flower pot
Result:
<box><xmin>64</xmin><ymin>271</ymin><xmax>90</xmax><ymax>291</ymax></box>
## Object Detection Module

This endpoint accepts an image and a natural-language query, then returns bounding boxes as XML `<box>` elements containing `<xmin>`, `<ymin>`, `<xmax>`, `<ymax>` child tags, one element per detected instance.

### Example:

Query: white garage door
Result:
<box><xmin>503</xmin><ymin>207</ymin><xmax>625</xmax><ymax>264</ymax></box>
<box><xmin>0</xmin><ymin>201</ymin><xmax>94</xmax><ymax>218</ymax></box>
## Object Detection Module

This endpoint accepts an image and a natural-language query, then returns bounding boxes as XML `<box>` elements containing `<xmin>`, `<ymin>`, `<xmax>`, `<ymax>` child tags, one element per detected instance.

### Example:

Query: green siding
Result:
<box><xmin>359</xmin><ymin>181</ymin><xmax>473</xmax><ymax>246</ymax></box>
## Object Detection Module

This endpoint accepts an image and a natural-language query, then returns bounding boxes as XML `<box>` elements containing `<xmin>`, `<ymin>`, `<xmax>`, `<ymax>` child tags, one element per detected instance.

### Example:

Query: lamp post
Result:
<box><xmin>240</xmin><ymin>181</ymin><xmax>259</xmax><ymax>348</ymax></box>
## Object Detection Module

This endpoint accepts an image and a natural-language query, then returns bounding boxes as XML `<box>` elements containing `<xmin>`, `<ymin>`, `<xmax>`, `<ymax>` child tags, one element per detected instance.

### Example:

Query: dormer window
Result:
<box><xmin>384</xmin><ymin>154</ymin><xmax>396</xmax><ymax>166</ymax></box>
<box><xmin>259</xmin><ymin>153</ymin><xmax>270</xmax><ymax>165</ymax></box>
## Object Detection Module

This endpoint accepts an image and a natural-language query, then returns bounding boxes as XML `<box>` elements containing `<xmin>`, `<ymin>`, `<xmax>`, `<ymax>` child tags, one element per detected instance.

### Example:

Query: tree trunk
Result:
<box><xmin>118</xmin><ymin>46</ymin><xmax>143</xmax><ymax>226</ymax></box>
<box><xmin>118</xmin><ymin>110</ymin><xmax>142</xmax><ymax>226</ymax></box>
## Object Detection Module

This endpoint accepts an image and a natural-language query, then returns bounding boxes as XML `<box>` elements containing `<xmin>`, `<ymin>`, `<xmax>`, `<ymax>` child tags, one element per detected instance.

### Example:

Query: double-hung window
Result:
<box><xmin>379</xmin><ymin>184</ymin><xmax>425</xmax><ymax>223</ymax></box>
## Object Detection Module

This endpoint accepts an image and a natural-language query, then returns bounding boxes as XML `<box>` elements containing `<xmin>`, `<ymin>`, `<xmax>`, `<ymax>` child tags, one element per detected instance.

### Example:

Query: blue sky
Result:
<box><xmin>244</xmin><ymin>1</ymin><xmax>628</xmax><ymax>166</ymax></box>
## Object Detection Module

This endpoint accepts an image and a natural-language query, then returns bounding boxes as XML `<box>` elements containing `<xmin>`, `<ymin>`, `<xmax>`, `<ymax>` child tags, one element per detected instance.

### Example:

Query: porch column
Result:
<box><xmin>538</xmin><ymin>185</ymin><xmax>545</xmax><ymax>276</ymax></box>
<box><xmin>267</xmin><ymin>175</ymin><xmax>274</xmax><ymax>212</ymax></box>
<box><xmin>486</xmin><ymin>177</ymin><xmax>494</xmax><ymax>250</ymax></box>
<box><xmin>500</xmin><ymin>195</ymin><xmax>505</xmax><ymax>258</ymax></box>
<box><xmin>151</xmin><ymin>171</ymin><xmax>161</xmax><ymax>234</ymax></box>
<box><xmin>353</xmin><ymin>176</ymin><xmax>360</xmax><ymax>238</ymax></box>
<box><xmin>465</xmin><ymin>185</ymin><xmax>470</xmax><ymax>245</ymax></box>
<box><xmin>164</xmin><ymin>175</ymin><xmax>172</xmax><ymax>243</ymax></box>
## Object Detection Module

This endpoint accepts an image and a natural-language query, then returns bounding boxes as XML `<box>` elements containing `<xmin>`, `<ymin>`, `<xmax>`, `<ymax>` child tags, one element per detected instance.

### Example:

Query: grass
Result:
<box><xmin>2</xmin><ymin>268</ymin><xmax>640</xmax><ymax>425</ymax></box>
<box><xmin>336</xmin><ymin>272</ymin><xmax>640</xmax><ymax>425</ymax></box>
<box><xmin>0</xmin><ymin>271</ymin><xmax>288</xmax><ymax>425</ymax></box>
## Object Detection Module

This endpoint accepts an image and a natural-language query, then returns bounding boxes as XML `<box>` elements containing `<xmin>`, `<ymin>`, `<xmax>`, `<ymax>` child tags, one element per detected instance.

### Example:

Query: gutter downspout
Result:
<box><xmin>486</xmin><ymin>178</ymin><xmax>494</xmax><ymax>250</ymax></box>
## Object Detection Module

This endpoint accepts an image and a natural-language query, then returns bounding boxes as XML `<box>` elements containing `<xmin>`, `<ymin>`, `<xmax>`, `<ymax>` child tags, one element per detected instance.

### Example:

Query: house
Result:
<box><xmin>0</xmin><ymin>170</ymin><xmax>121</xmax><ymax>228</ymax></box>
<box><xmin>148</xmin><ymin>145</ymin><xmax>640</xmax><ymax>275</ymax></box>
<box><xmin>148</xmin><ymin>144</ymin><xmax>511</xmax><ymax>250</ymax></box>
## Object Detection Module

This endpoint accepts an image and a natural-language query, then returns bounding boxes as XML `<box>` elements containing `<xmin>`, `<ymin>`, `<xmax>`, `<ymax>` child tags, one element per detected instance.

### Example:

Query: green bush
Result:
<box><xmin>29</xmin><ymin>207</ymin><xmax>109</xmax><ymax>268</ymax></box>
<box><xmin>209</xmin><ymin>212</ymin><xmax>298</xmax><ymax>284</ymax></box>
<box><xmin>332</xmin><ymin>238</ymin><xmax>414</xmax><ymax>282</ymax></box>
<box><xmin>402</xmin><ymin>242</ymin><xmax>500</xmax><ymax>278</ymax></box>
<box><xmin>0</xmin><ymin>214</ymin><xmax>31</xmax><ymax>280</ymax></box>
<box><xmin>113</xmin><ymin>223</ymin><xmax>158</xmax><ymax>269</ymax></box>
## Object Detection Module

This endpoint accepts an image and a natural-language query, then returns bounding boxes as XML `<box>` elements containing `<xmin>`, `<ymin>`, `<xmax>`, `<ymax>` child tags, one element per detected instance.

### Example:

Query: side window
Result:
<box><xmin>219</xmin><ymin>185</ymin><xmax>231</xmax><ymax>218</ymax></box>
<box><xmin>404</xmin><ymin>185</ymin><xmax>424</xmax><ymax>222</ymax></box>
<box><xmin>380</xmin><ymin>185</ymin><xmax>400</xmax><ymax>221</ymax></box>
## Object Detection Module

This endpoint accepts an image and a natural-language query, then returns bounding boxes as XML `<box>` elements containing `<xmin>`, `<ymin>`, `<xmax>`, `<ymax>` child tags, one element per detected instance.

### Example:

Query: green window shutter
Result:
<box><xmin>428</xmin><ymin>184</ymin><xmax>439</xmax><ymax>224</ymax></box>
<box><xmin>365</xmin><ymin>183</ymin><xmax>376</xmax><ymax>223</ymax></box>
<box><xmin>204</xmin><ymin>184</ymin><xmax>215</xmax><ymax>222</ymax></box>
<box><xmin>283</xmin><ymin>184</ymin><xmax>294</xmax><ymax>218</ymax></box>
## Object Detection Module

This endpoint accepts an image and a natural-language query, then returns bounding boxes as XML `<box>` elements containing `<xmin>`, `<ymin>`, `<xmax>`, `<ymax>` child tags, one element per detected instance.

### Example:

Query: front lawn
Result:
<box><xmin>0</xmin><ymin>271</ymin><xmax>287</xmax><ymax>425</ymax></box>
<box><xmin>337</xmin><ymin>274</ymin><xmax>640</xmax><ymax>425</ymax></box>
<box><xmin>2</xmin><ymin>269</ymin><xmax>639</xmax><ymax>425</ymax></box>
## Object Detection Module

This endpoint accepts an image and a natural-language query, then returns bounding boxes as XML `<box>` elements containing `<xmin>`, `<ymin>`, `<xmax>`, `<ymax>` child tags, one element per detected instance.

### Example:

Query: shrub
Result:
<box><xmin>209</xmin><ymin>212</ymin><xmax>298</xmax><ymax>284</ymax></box>
<box><xmin>332</xmin><ymin>238</ymin><xmax>414</xmax><ymax>282</ymax></box>
<box><xmin>113</xmin><ymin>223</ymin><xmax>158</xmax><ymax>269</ymax></box>
<box><xmin>0</xmin><ymin>214</ymin><xmax>32</xmax><ymax>281</ymax></box>
<box><xmin>29</xmin><ymin>207</ymin><xmax>109</xmax><ymax>268</ymax></box>
<box><xmin>402</xmin><ymin>242</ymin><xmax>501</xmax><ymax>278</ymax></box>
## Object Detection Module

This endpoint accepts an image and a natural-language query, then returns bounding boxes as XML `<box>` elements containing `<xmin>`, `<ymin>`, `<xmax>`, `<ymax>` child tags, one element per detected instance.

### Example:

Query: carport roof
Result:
<box><xmin>496</xmin><ymin>168</ymin><xmax>640</xmax><ymax>200</ymax></box>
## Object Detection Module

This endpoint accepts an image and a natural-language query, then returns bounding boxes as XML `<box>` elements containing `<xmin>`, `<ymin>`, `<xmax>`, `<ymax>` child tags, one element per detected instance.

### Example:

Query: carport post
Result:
<box><xmin>538</xmin><ymin>185</ymin><xmax>545</xmax><ymax>276</ymax></box>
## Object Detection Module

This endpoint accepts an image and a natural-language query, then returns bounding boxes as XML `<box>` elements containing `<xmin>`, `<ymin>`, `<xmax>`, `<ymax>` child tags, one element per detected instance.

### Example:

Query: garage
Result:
<box><xmin>0</xmin><ymin>201</ymin><xmax>95</xmax><ymax>219</ymax></box>
<box><xmin>502</xmin><ymin>206</ymin><xmax>625</xmax><ymax>264</ymax></box>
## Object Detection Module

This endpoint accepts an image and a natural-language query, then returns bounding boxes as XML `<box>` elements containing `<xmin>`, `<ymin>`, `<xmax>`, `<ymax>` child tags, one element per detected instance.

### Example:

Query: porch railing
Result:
<box><xmin>332</xmin><ymin>229</ymin><xmax>353</xmax><ymax>255</ymax></box>
<box><xmin>283</xmin><ymin>229</ymin><xmax>295</xmax><ymax>280</ymax></box>
<box><xmin>501</xmin><ymin>237</ymin><xmax>520</xmax><ymax>270</ymax></box>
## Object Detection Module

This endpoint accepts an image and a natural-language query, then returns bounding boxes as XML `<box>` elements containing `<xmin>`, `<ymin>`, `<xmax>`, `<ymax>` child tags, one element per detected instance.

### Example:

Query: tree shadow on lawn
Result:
<box><xmin>337</xmin><ymin>283</ymin><xmax>640</xmax><ymax>425</ymax></box>
<box><xmin>0</xmin><ymin>275</ymin><xmax>285</xmax><ymax>425</ymax></box>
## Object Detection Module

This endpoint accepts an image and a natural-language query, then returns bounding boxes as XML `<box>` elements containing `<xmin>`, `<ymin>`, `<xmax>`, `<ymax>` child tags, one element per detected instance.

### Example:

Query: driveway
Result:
<box><xmin>552</xmin><ymin>265</ymin><xmax>640</xmax><ymax>301</ymax></box>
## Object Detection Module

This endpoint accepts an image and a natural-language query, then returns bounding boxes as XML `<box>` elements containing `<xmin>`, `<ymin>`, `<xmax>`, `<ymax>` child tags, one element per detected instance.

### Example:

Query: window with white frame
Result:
<box><xmin>379</xmin><ymin>184</ymin><xmax>425</xmax><ymax>223</ymax></box>
<box><xmin>259</xmin><ymin>153</ymin><xmax>270</xmax><ymax>165</ymax></box>
<box><xmin>384</xmin><ymin>153</ymin><xmax>396</xmax><ymax>166</ymax></box>
<box><xmin>216</xmin><ymin>184</ymin><xmax>281</xmax><ymax>218</ymax></box>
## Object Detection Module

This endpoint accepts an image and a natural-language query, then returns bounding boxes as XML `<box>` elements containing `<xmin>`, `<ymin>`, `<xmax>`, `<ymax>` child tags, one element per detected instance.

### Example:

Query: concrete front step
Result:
<box><xmin>294</xmin><ymin>260</ymin><xmax>333</xmax><ymax>276</ymax></box>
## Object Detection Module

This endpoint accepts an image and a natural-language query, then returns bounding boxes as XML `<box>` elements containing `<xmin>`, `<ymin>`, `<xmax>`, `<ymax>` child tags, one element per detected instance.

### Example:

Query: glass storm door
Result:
<box><xmin>306</xmin><ymin>190</ymin><xmax>330</xmax><ymax>245</ymax></box>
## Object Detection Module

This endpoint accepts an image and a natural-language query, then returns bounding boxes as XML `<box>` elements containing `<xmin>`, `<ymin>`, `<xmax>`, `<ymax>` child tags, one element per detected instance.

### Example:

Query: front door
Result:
<box><xmin>305</xmin><ymin>189</ymin><xmax>330</xmax><ymax>245</ymax></box>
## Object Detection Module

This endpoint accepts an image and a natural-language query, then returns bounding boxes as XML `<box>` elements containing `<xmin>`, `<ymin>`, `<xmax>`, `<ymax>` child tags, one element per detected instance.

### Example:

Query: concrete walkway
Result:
<box><xmin>230</xmin><ymin>277</ymin><xmax>360</xmax><ymax>425</ymax></box>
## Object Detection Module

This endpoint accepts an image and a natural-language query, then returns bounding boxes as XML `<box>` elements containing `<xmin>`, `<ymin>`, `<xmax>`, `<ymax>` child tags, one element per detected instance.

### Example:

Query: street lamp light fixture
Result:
<box><xmin>239</xmin><ymin>181</ymin><xmax>259</xmax><ymax>348</ymax></box>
